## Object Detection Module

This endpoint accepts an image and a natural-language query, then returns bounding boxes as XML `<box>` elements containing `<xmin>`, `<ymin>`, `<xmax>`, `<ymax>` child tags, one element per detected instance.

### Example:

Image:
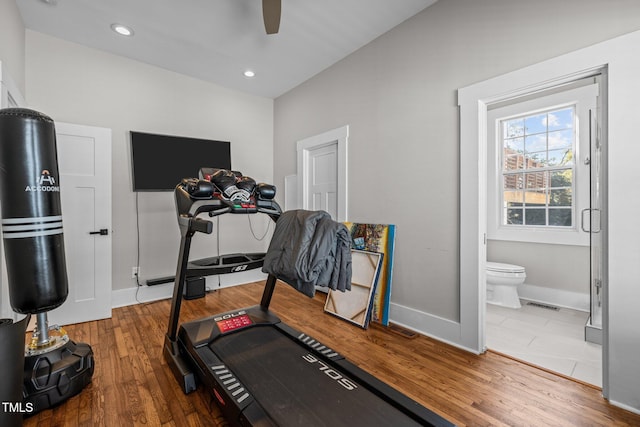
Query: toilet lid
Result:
<box><xmin>486</xmin><ymin>262</ymin><xmax>525</xmax><ymax>273</ymax></box>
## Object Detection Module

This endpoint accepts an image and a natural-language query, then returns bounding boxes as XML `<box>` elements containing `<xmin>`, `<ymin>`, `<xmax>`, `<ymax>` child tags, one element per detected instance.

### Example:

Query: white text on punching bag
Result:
<box><xmin>24</xmin><ymin>169</ymin><xmax>60</xmax><ymax>192</ymax></box>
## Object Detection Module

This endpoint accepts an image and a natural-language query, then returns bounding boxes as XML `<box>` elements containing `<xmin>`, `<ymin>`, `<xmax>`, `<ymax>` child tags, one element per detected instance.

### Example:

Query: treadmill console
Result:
<box><xmin>175</xmin><ymin>170</ymin><xmax>281</xmax><ymax>222</ymax></box>
<box><xmin>227</xmin><ymin>199</ymin><xmax>258</xmax><ymax>214</ymax></box>
<box><xmin>214</xmin><ymin>311</ymin><xmax>253</xmax><ymax>333</ymax></box>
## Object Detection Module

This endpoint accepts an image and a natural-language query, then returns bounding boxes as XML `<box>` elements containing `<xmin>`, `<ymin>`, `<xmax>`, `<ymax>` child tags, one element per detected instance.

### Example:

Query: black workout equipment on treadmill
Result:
<box><xmin>164</xmin><ymin>174</ymin><xmax>453</xmax><ymax>426</ymax></box>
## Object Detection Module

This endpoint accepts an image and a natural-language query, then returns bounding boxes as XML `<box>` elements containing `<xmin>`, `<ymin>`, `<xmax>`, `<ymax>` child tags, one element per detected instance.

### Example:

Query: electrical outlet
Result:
<box><xmin>132</xmin><ymin>266</ymin><xmax>139</xmax><ymax>279</ymax></box>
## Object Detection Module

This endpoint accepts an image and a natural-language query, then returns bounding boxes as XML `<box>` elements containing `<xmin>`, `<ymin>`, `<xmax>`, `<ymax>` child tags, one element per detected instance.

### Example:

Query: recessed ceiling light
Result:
<box><xmin>243</xmin><ymin>70</ymin><xmax>256</xmax><ymax>78</ymax></box>
<box><xmin>40</xmin><ymin>0</ymin><xmax>58</xmax><ymax>5</ymax></box>
<box><xmin>111</xmin><ymin>24</ymin><xmax>134</xmax><ymax>37</ymax></box>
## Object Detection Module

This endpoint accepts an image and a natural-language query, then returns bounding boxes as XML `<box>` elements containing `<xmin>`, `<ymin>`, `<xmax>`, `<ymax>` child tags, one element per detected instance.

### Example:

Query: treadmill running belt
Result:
<box><xmin>212</xmin><ymin>326</ymin><xmax>424</xmax><ymax>426</ymax></box>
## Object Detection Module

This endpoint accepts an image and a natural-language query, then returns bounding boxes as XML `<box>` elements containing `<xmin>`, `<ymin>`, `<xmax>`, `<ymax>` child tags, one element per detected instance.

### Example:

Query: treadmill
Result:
<box><xmin>163</xmin><ymin>176</ymin><xmax>454</xmax><ymax>427</ymax></box>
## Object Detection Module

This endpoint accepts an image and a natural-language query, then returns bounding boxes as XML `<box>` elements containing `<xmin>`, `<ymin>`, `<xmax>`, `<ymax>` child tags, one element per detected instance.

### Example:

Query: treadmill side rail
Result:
<box><xmin>192</xmin><ymin>344</ymin><xmax>277</xmax><ymax>426</ymax></box>
<box><xmin>163</xmin><ymin>335</ymin><xmax>197</xmax><ymax>394</ymax></box>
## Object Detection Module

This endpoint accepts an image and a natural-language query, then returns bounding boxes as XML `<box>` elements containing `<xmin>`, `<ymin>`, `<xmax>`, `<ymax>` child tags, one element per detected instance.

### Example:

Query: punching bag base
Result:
<box><xmin>23</xmin><ymin>339</ymin><xmax>94</xmax><ymax>415</ymax></box>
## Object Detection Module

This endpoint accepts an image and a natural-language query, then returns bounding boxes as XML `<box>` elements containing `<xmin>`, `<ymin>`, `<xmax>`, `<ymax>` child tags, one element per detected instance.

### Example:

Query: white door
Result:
<box><xmin>307</xmin><ymin>143</ymin><xmax>338</xmax><ymax>217</ymax></box>
<box><xmin>297</xmin><ymin>126</ymin><xmax>348</xmax><ymax>221</ymax></box>
<box><xmin>47</xmin><ymin>123</ymin><xmax>112</xmax><ymax>326</ymax></box>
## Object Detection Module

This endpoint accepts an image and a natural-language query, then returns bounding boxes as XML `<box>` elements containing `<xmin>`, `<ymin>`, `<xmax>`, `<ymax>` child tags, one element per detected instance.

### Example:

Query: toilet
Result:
<box><xmin>486</xmin><ymin>262</ymin><xmax>526</xmax><ymax>309</ymax></box>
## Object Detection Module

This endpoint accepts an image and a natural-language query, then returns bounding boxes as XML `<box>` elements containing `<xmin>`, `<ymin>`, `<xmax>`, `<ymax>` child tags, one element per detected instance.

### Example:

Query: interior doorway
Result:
<box><xmin>483</xmin><ymin>75</ymin><xmax>606</xmax><ymax>386</ymax></box>
<box><xmin>47</xmin><ymin>122</ymin><xmax>113</xmax><ymax>326</ymax></box>
<box><xmin>296</xmin><ymin>125</ymin><xmax>349</xmax><ymax>221</ymax></box>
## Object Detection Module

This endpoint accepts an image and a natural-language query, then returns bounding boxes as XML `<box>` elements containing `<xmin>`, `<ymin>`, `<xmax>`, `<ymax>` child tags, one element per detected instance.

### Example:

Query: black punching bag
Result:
<box><xmin>0</xmin><ymin>108</ymin><xmax>68</xmax><ymax>314</ymax></box>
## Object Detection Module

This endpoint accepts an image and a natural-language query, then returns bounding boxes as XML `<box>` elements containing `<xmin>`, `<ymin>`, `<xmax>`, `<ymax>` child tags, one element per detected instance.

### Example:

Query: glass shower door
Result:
<box><xmin>585</xmin><ymin>107</ymin><xmax>605</xmax><ymax>344</ymax></box>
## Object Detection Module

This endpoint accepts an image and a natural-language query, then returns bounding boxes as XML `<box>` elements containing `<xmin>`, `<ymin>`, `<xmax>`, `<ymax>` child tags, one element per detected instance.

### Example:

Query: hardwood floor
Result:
<box><xmin>24</xmin><ymin>281</ymin><xmax>640</xmax><ymax>426</ymax></box>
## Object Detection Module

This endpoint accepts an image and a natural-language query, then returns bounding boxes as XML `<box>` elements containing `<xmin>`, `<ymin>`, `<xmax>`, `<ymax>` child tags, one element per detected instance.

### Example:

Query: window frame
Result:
<box><xmin>499</xmin><ymin>103</ymin><xmax>576</xmax><ymax>228</ymax></box>
<box><xmin>487</xmin><ymin>83</ymin><xmax>598</xmax><ymax>246</ymax></box>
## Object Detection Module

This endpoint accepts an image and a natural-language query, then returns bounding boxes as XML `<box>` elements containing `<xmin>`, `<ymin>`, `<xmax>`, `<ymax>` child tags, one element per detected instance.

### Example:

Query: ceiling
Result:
<box><xmin>17</xmin><ymin>0</ymin><xmax>437</xmax><ymax>99</ymax></box>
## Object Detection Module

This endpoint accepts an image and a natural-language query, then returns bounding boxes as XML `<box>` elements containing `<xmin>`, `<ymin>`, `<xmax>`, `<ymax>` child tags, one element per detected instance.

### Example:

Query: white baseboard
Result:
<box><xmin>112</xmin><ymin>270</ymin><xmax>267</xmax><ymax>308</ymax></box>
<box><xmin>389</xmin><ymin>285</ymin><xmax>589</xmax><ymax>354</ymax></box>
<box><xmin>517</xmin><ymin>283</ymin><xmax>590</xmax><ymax>312</ymax></box>
<box><xmin>608</xmin><ymin>399</ymin><xmax>640</xmax><ymax>416</ymax></box>
<box><xmin>389</xmin><ymin>302</ymin><xmax>479</xmax><ymax>354</ymax></box>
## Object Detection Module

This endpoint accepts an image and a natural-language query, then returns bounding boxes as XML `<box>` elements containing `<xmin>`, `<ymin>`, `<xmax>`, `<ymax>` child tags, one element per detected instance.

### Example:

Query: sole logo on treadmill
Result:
<box><xmin>302</xmin><ymin>353</ymin><xmax>358</xmax><ymax>391</ymax></box>
<box><xmin>214</xmin><ymin>310</ymin><xmax>247</xmax><ymax>322</ymax></box>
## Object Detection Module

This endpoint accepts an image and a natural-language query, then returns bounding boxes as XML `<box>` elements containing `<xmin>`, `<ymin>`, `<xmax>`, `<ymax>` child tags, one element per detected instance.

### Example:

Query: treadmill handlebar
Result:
<box><xmin>191</xmin><ymin>218</ymin><xmax>213</xmax><ymax>234</ymax></box>
<box><xmin>167</xmin><ymin>175</ymin><xmax>281</xmax><ymax>344</ymax></box>
<box><xmin>175</xmin><ymin>179</ymin><xmax>282</xmax><ymax>225</ymax></box>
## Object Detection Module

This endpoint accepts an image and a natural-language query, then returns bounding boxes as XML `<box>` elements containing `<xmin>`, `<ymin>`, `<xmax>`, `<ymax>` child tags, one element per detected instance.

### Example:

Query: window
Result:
<box><xmin>501</xmin><ymin>106</ymin><xmax>574</xmax><ymax>228</ymax></box>
<box><xmin>487</xmin><ymin>82</ymin><xmax>598</xmax><ymax>246</ymax></box>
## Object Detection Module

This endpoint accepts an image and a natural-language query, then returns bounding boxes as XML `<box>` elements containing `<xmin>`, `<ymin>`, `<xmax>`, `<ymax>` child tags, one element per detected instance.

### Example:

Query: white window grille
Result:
<box><xmin>500</xmin><ymin>106</ymin><xmax>575</xmax><ymax>228</ymax></box>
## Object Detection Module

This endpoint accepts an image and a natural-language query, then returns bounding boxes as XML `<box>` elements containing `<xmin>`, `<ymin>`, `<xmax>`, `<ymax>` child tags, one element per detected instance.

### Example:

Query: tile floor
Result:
<box><xmin>486</xmin><ymin>300</ymin><xmax>602</xmax><ymax>387</ymax></box>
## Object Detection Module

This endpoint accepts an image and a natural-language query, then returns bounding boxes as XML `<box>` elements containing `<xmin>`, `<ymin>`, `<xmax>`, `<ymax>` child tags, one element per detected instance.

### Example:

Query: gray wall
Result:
<box><xmin>24</xmin><ymin>31</ymin><xmax>275</xmax><ymax>292</ymax></box>
<box><xmin>487</xmin><ymin>240</ymin><xmax>590</xmax><ymax>296</ymax></box>
<box><xmin>0</xmin><ymin>0</ymin><xmax>25</xmax><ymax>94</ymax></box>
<box><xmin>273</xmin><ymin>0</ymin><xmax>640</xmax><ymax>322</ymax></box>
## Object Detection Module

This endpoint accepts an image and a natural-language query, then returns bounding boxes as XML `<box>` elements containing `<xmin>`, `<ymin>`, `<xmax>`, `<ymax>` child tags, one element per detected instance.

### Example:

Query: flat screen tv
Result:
<box><xmin>130</xmin><ymin>131</ymin><xmax>231</xmax><ymax>191</ymax></box>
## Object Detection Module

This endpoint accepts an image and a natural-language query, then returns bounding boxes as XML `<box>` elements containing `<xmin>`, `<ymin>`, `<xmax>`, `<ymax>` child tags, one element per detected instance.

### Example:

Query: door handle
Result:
<box><xmin>581</xmin><ymin>209</ymin><xmax>601</xmax><ymax>233</ymax></box>
<box><xmin>581</xmin><ymin>209</ymin><xmax>590</xmax><ymax>233</ymax></box>
<box><xmin>89</xmin><ymin>228</ymin><xmax>109</xmax><ymax>236</ymax></box>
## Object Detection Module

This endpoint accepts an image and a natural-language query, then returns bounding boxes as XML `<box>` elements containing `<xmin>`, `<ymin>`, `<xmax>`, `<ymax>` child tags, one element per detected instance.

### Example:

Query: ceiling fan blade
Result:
<box><xmin>262</xmin><ymin>0</ymin><xmax>281</xmax><ymax>34</ymax></box>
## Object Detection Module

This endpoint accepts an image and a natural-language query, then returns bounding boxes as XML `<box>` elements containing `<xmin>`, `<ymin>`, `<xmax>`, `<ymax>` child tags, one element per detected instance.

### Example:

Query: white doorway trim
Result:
<box><xmin>296</xmin><ymin>125</ymin><xmax>349</xmax><ymax>221</ymax></box>
<box><xmin>457</xmin><ymin>35</ymin><xmax>638</xmax><ymax>397</ymax></box>
<box><xmin>460</xmin><ymin>33</ymin><xmax>640</xmax><ymax>413</ymax></box>
<box><xmin>459</xmin><ymin>65</ymin><xmax>607</xmax><ymax>349</ymax></box>
<box><xmin>0</xmin><ymin>62</ymin><xmax>26</xmax><ymax>319</ymax></box>
<box><xmin>0</xmin><ymin>61</ymin><xmax>26</xmax><ymax>109</ymax></box>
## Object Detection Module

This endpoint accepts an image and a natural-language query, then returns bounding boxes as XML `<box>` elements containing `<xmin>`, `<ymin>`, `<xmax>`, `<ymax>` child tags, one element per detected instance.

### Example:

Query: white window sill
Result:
<box><xmin>488</xmin><ymin>225</ymin><xmax>589</xmax><ymax>246</ymax></box>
